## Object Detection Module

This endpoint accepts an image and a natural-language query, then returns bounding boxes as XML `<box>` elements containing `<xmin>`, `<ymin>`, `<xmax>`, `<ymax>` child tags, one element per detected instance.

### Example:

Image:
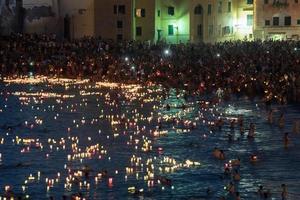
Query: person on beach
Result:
<box><xmin>247</xmin><ymin>123</ymin><xmax>255</xmax><ymax>139</ymax></box>
<box><xmin>278</xmin><ymin>114</ymin><xmax>285</xmax><ymax>129</ymax></box>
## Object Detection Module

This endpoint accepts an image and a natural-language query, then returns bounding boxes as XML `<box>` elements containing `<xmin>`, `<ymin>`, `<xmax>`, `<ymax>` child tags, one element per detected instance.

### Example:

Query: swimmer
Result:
<box><xmin>206</xmin><ymin>187</ymin><xmax>212</xmax><ymax>196</ymax></box>
<box><xmin>267</xmin><ymin>109</ymin><xmax>273</xmax><ymax>124</ymax></box>
<box><xmin>230</xmin><ymin>158</ymin><xmax>241</xmax><ymax>166</ymax></box>
<box><xmin>213</xmin><ymin>148</ymin><xmax>225</xmax><ymax>160</ymax></box>
<box><xmin>220</xmin><ymin>150</ymin><xmax>225</xmax><ymax>160</ymax></box>
<box><xmin>278</xmin><ymin>113</ymin><xmax>285</xmax><ymax>128</ymax></box>
<box><xmin>257</xmin><ymin>185</ymin><xmax>264</xmax><ymax>197</ymax></box>
<box><xmin>238</xmin><ymin>115</ymin><xmax>244</xmax><ymax>127</ymax></box>
<box><xmin>224</xmin><ymin>165</ymin><xmax>231</xmax><ymax>176</ymax></box>
<box><xmin>216</xmin><ymin>118</ymin><xmax>224</xmax><ymax>130</ymax></box>
<box><xmin>247</xmin><ymin>123</ymin><xmax>255</xmax><ymax>139</ymax></box>
<box><xmin>264</xmin><ymin>189</ymin><xmax>271</xmax><ymax>199</ymax></box>
<box><xmin>227</xmin><ymin>181</ymin><xmax>235</xmax><ymax>194</ymax></box>
<box><xmin>228</xmin><ymin>134</ymin><xmax>234</xmax><ymax>142</ymax></box>
<box><xmin>292</xmin><ymin>119</ymin><xmax>300</xmax><ymax>134</ymax></box>
<box><xmin>166</xmin><ymin>104</ymin><xmax>170</xmax><ymax>111</ymax></box>
<box><xmin>158</xmin><ymin>176</ymin><xmax>172</xmax><ymax>186</ymax></box>
<box><xmin>101</xmin><ymin>169</ymin><xmax>108</xmax><ymax>177</ymax></box>
<box><xmin>281</xmin><ymin>184</ymin><xmax>287</xmax><ymax>200</ymax></box>
<box><xmin>230</xmin><ymin>119</ymin><xmax>236</xmax><ymax>130</ymax></box>
<box><xmin>250</xmin><ymin>154</ymin><xmax>258</xmax><ymax>163</ymax></box>
<box><xmin>233</xmin><ymin>169</ymin><xmax>241</xmax><ymax>181</ymax></box>
<box><xmin>240</xmin><ymin>125</ymin><xmax>245</xmax><ymax>134</ymax></box>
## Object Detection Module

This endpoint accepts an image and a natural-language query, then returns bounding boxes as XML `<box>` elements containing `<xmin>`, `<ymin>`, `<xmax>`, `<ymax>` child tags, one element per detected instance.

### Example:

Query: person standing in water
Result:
<box><xmin>281</xmin><ymin>184</ymin><xmax>288</xmax><ymax>200</ymax></box>
<box><xmin>248</xmin><ymin>123</ymin><xmax>256</xmax><ymax>139</ymax></box>
<box><xmin>284</xmin><ymin>132</ymin><xmax>290</xmax><ymax>149</ymax></box>
<box><xmin>278</xmin><ymin>113</ymin><xmax>285</xmax><ymax>129</ymax></box>
<box><xmin>267</xmin><ymin>109</ymin><xmax>273</xmax><ymax>124</ymax></box>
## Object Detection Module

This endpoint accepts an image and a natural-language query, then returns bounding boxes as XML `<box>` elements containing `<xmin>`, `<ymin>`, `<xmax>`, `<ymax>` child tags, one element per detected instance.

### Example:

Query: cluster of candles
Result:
<box><xmin>0</xmin><ymin>76</ymin><xmax>205</xmax><ymax>199</ymax></box>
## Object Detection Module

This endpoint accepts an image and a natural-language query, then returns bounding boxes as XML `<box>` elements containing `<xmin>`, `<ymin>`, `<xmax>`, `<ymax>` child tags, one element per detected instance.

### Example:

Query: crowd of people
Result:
<box><xmin>1</xmin><ymin>33</ymin><xmax>300</xmax><ymax>104</ymax></box>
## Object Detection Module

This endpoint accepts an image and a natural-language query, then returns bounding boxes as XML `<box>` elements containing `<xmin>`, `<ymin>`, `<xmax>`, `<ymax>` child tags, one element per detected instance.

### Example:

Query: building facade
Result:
<box><xmin>254</xmin><ymin>0</ymin><xmax>300</xmax><ymax>41</ymax></box>
<box><xmin>2</xmin><ymin>0</ymin><xmax>300</xmax><ymax>43</ymax></box>
<box><xmin>23</xmin><ymin>0</ymin><xmax>95</xmax><ymax>39</ymax></box>
<box><xmin>96</xmin><ymin>0</ymin><xmax>255</xmax><ymax>43</ymax></box>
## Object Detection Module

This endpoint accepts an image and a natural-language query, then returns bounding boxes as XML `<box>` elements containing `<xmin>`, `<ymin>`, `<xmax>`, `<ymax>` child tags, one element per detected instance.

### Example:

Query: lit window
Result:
<box><xmin>136</xmin><ymin>8</ymin><xmax>146</xmax><ymax>17</ymax></box>
<box><xmin>168</xmin><ymin>7</ymin><xmax>174</xmax><ymax>16</ymax></box>
<box><xmin>168</xmin><ymin>25</ymin><xmax>174</xmax><ymax>35</ymax></box>
<box><xmin>247</xmin><ymin>15</ymin><xmax>253</xmax><ymax>26</ymax></box>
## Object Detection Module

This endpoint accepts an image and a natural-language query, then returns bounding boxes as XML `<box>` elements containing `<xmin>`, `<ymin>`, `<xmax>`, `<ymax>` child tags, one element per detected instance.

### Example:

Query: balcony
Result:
<box><xmin>272</xmin><ymin>0</ymin><xmax>289</xmax><ymax>8</ymax></box>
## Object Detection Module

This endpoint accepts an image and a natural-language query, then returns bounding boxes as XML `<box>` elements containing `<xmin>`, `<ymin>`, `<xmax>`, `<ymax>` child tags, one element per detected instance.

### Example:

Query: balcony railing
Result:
<box><xmin>272</xmin><ymin>0</ymin><xmax>289</xmax><ymax>8</ymax></box>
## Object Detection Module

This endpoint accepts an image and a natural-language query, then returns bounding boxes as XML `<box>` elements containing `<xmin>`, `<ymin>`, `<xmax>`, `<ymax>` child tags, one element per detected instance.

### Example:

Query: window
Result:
<box><xmin>295</xmin><ymin>0</ymin><xmax>299</xmax><ymax>3</ymax></box>
<box><xmin>218</xmin><ymin>1</ymin><xmax>222</xmax><ymax>13</ymax></box>
<box><xmin>265</xmin><ymin>20</ymin><xmax>270</xmax><ymax>26</ymax></box>
<box><xmin>208</xmin><ymin>25</ymin><xmax>213</xmax><ymax>36</ymax></box>
<box><xmin>247</xmin><ymin>15</ymin><xmax>253</xmax><ymax>26</ymax></box>
<box><xmin>222</xmin><ymin>26</ymin><xmax>231</xmax><ymax>35</ymax></box>
<box><xmin>194</xmin><ymin>5</ymin><xmax>202</xmax><ymax>15</ymax></box>
<box><xmin>247</xmin><ymin>0</ymin><xmax>253</xmax><ymax>4</ymax></box>
<box><xmin>118</xmin><ymin>5</ymin><xmax>125</xmax><ymax>14</ymax></box>
<box><xmin>117</xmin><ymin>20</ymin><xmax>123</xmax><ymax>28</ymax></box>
<box><xmin>168</xmin><ymin>7</ymin><xmax>175</xmax><ymax>16</ymax></box>
<box><xmin>273</xmin><ymin>17</ymin><xmax>279</xmax><ymax>26</ymax></box>
<box><xmin>208</xmin><ymin>4</ymin><xmax>212</xmax><ymax>15</ymax></box>
<box><xmin>264</xmin><ymin>0</ymin><xmax>268</xmax><ymax>4</ymax></box>
<box><xmin>228</xmin><ymin>2</ymin><xmax>231</xmax><ymax>12</ymax></box>
<box><xmin>297</xmin><ymin>19</ymin><xmax>300</xmax><ymax>25</ymax></box>
<box><xmin>136</xmin><ymin>27</ymin><xmax>142</xmax><ymax>36</ymax></box>
<box><xmin>158</xmin><ymin>10</ymin><xmax>160</xmax><ymax>17</ymax></box>
<box><xmin>113</xmin><ymin>5</ymin><xmax>117</xmax><ymax>14</ymax></box>
<box><xmin>136</xmin><ymin>8</ymin><xmax>146</xmax><ymax>17</ymax></box>
<box><xmin>284</xmin><ymin>16</ymin><xmax>291</xmax><ymax>26</ymax></box>
<box><xmin>168</xmin><ymin>25</ymin><xmax>174</xmax><ymax>35</ymax></box>
<box><xmin>117</xmin><ymin>34</ymin><xmax>123</xmax><ymax>41</ymax></box>
<box><xmin>197</xmin><ymin>24</ymin><xmax>202</xmax><ymax>36</ymax></box>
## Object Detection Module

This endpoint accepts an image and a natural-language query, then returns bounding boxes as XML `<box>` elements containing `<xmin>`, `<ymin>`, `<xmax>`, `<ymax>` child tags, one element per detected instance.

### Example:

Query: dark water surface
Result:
<box><xmin>0</xmin><ymin>78</ymin><xmax>299</xmax><ymax>200</ymax></box>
